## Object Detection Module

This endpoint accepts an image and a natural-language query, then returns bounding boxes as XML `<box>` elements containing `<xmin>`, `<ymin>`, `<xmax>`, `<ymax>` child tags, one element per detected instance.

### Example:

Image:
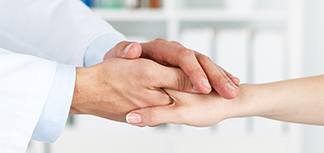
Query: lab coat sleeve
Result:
<box><xmin>84</xmin><ymin>33</ymin><xmax>127</xmax><ymax>67</ymax></box>
<box><xmin>30</xmin><ymin>33</ymin><xmax>126</xmax><ymax>143</ymax></box>
<box><xmin>0</xmin><ymin>0</ymin><xmax>125</xmax><ymax>67</ymax></box>
<box><xmin>31</xmin><ymin>64</ymin><xmax>75</xmax><ymax>143</ymax></box>
<box><xmin>0</xmin><ymin>48</ymin><xmax>57</xmax><ymax>153</ymax></box>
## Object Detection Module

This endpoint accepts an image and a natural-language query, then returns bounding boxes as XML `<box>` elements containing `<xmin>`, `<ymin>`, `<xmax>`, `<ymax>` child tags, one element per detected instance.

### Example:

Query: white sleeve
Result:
<box><xmin>0</xmin><ymin>0</ymin><xmax>124</xmax><ymax>67</ymax></box>
<box><xmin>31</xmin><ymin>63</ymin><xmax>75</xmax><ymax>143</ymax></box>
<box><xmin>0</xmin><ymin>48</ymin><xmax>56</xmax><ymax>153</ymax></box>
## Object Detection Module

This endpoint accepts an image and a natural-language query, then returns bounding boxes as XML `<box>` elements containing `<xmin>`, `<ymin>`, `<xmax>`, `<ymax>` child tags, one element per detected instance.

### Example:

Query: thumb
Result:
<box><xmin>103</xmin><ymin>41</ymin><xmax>142</xmax><ymax>60</ymax></box>
<box><xmin>126</xmin><ymin>89</ymin><xmax>186</xmax><ymax>127</ymax></box>
<box><xmin>126</xmin><ymin>104</ymin><xmax>179</xmax><ymax>127</ymax></box>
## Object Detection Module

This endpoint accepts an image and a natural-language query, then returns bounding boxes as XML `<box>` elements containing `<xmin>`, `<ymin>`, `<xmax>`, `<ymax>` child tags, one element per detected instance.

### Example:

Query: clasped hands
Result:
<box><xmin>70</xmin><ymin>38</ymin><xmax>241</xmax><ymax>128</ymax></box>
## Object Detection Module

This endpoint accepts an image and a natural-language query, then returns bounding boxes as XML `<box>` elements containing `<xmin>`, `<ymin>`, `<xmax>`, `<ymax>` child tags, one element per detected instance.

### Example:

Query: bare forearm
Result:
<box><xmin>237</xmin><ymin>75</ymin><xmax>324</xmax><ymax>125</ymax></box>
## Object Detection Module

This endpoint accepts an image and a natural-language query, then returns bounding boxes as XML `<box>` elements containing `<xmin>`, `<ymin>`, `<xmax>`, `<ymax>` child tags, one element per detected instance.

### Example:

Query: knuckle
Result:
<box><xmin>152</xmin><ymin>38</ymin><xmax>167</xmax><ymax>44</ymax></box>
<box><xmin>141</xmin><ymin>66</ymin><xmax>157</xmax><ymax>83</ymax></box>
<box><xmin>179</xmin><ymin>49</ymin><xmax>194</xmax><ymax>57</ymax></box>
<box><xmin>198</xmin><ymin>54</ymin><xmax>212</xmax><ymax>64</ymax></box>
<box><xmin>170</xmin><ymin>41</ymin><xmax>182</xmax><ymax>46</ymax></box>
<box><xmin>146</xmin><ymin>108</ymin><xmax>160</xmax><ymax>125</ymax></box>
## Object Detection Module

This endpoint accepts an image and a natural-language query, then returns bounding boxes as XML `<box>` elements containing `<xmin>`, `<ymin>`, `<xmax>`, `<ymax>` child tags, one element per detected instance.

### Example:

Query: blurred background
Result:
<box><xmin>26</xmin><ymin>0</ymin><xmax>324</xmax><ymax>152</ymax></box>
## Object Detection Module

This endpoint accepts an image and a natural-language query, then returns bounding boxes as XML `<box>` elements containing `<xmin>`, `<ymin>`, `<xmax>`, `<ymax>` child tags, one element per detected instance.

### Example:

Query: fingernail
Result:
<box><xmin>193</xmin><ymin>86</ymin><xmax>197</xmax><ymax>91</ymax></box>
<box><xmin>191</xmin><ymin>85</ymin><xmax>200</xmax><ymax>93</ymax></box>
<box><xmin>229</xmin><ymin>75</ymin><xmax>236</xmax><ymax>79</ymax></box>
<box><xmin>126</xmin><ymin>112</ymin><xmax>142</xmax><ymax>124</ymax></box>
<box><xmin>201</xmin><ymin>78</ymin><xmax>211</xmax><ymax>89</ymax></box>
<box><xmin>226</xmin><ymin>82</ymin><xmax>238</xmax><ymax>90</ymax></box>
<box><xmin>123</xmin><ymin>43</ymin><xmax>133</xmax><ymax>56</ymax></box>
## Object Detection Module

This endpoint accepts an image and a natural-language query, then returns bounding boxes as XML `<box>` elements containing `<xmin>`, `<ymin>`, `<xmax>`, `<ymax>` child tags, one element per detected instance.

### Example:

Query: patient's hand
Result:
<box><xmin>125</xmin><ymin>89</ymin><xmax>242</xmax><ymax>127</ymax></box>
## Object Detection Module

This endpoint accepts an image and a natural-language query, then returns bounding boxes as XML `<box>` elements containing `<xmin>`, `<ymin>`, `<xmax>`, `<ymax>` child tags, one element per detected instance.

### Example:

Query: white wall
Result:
<box><xmin>302</xmin><ymin>0</ymin><xmax>324</xmax><ymax>152</ymax></box>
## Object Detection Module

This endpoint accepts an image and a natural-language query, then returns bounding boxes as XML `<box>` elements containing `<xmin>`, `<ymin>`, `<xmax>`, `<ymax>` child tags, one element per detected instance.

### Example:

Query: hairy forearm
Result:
<box><xmin>236</xmin><ymin>75</ymin><xmax>324</xmax><ymax>125</ymax></box>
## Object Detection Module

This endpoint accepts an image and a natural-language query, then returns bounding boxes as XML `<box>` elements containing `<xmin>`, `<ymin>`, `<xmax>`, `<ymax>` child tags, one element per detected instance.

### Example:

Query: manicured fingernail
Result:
<box><xmin>226</xmin><ymin>82</ymin><xmax>238</xmax><ymax>90</ymax></box>
<box><xmin>123</xmin><ymin>43</ymin><xmax>133</xmax><ymax>56</ymax></box>
<box><xmin>229</xmin><ymin>75</ymin><xmax>236</xmax><ymax>79</ymax></box>
<box><xmin>126</xmin><ymin>112</ymin><xmax>142</xmax><ymax>124</ymax></box>
<box><xmin>201</xmin><ymin>78</ymin><xmax>211</xmax><ymax>89</ymax></box>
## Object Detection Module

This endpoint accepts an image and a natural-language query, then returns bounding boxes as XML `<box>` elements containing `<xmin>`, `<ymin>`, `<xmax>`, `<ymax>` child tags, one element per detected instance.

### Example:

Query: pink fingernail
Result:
<box><xmin>126</xmin><ymin>113</ymin><xmax>142</xmax><ymax>124</ymax></box>
<box><xmin>201</xmin><ymin>78</ymin><xmax>211</xmax><ymax>89</ymax></box>
<box><xmin>123</xmin><ymin>43</ymin><xmax>133</xmax><ymax>56</ymax></box>
<box><xmin>226</xmin><ymin>82</ymin><xmax>238</xmax><ymax>90</ymax></box>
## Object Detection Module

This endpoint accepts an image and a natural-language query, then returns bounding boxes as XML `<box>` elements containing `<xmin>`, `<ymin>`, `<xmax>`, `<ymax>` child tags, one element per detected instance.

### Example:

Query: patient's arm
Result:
<box><xmin>126</xmin><ymin>75</ymin><xmax>324</xmax><ymax>127</ymax></box>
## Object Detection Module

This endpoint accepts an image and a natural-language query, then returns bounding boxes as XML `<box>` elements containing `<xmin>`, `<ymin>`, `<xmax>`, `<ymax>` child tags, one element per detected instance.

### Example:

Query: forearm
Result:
<box><xmin>0</xmin><ymin>0</ymin><xmax>117</xmax><ymax>66</ymax></box>
<box><xmin>236</xmin><ymin>75</ymin><xmax>324</xmax><ymax>125</ymax></box>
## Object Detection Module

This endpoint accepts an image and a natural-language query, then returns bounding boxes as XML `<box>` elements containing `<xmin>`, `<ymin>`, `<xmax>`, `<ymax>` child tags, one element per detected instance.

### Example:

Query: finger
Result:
<box><xmin>126</xmin><ymin>89</ymin><xmax>206</xmax><ymax>127</ymax></box>
<box><xmin>127</xmin><ymin>89</ymin><xmax>225</xmax><ymax>127</ymax></box>
<box><xmin>218</xmin><ymin>66</ymin><xmax>240</xmax><ymax>86</ymax></box>
<box><xmin>176</xmin><ymin>49</ymin><xmax>212</xmax><ymax>94</ymax></box>
<box><xmin>196</xmin><ymin>53</ymin><xmax>240</xmax><ymax>99</ymax></box>
<box><xmin>141</xmin><ymin>39</ymin><xmax>212</xmax><ymax>94</ymax></box>
<box><xmin>126</xmin><ymin>104</ymin><xmax>178</xmax><ymax>127</ymax></box>
<box><xmin>103</xmin><ymin>41</ymin><xmax>142</xmax><ymax>60</ymax></box>
<box><xmin>153</xmin><ymin>65</ymin><xmax>198</xmax><ymax>93</ymax></box>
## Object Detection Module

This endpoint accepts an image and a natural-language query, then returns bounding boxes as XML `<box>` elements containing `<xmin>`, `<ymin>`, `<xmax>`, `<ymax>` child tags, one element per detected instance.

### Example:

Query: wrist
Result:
<box><xmin>227</xmin><ymin>83</ymin><xmax>257</xmax><ymax>119</ymax></box>
<box><xmin>70</xmin><ymin>67</ymin><xmax>89</xmax><ymax>114</ymax></box>
<box><xmin>70</xmin><ymin>65</ymin><xmax>102</xmax><ymax>115</ymax></box>
<box><xmin>230</xmin><ymin>83</ymin><xmax>276</xmax><ymax>119</ymax></box>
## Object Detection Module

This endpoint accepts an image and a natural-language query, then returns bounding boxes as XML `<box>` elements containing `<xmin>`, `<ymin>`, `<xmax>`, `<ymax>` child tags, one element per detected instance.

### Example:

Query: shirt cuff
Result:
<box><xmin>84</xmin><ymin>33</ymin><xmax>127</xmax><ymax>67</ymax></box>
<box><xmin>31</xmin><ymin>63</ymin><xmax>76</xmax><ymax>143</ymax></box>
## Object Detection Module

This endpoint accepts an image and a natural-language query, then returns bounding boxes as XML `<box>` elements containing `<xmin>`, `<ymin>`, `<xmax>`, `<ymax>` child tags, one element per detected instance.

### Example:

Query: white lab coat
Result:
<box><xmin>0</xmin><ymin>0</ymin><xmax>121</xmax><ymax>152</ymax></box>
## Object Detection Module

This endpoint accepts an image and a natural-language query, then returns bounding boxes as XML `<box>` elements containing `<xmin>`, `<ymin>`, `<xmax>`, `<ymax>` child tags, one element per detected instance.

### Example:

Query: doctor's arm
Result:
<box><xmin>126</xmin><ymin>75</ymin><xmax>324</xmax><ymax>127</ymax></box>
<box><xmin>0</xmin><ymin>48</ymin><xmax>58</xmax><ymax>152</ymax></box>
<box><xmin>0</xmin><ymin>0</ymin><xmax>124</xmax><ymax>66</ymax></box>
<box><xmin>32</xmin><ymin>39</ymin><xmax>198</xmax><ymax>143</ymax></box>
<box><xmin>0</xmin><ymin>0</ymin><xmax>239</xmax><ymax>99</ymax></box>
<box><xmin>32</xmin><ymin>57</ymin><xmax>194</xmax><ymax>145</ymax></box>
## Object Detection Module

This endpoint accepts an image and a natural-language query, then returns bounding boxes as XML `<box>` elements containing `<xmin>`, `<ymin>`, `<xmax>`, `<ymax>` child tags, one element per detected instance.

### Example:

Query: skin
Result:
<box><xmin>104</xmin><ymin>38</ymin><xmax>240</xmax><ymax>99</ymax></box>
<box><xmin>70</xmin><ymin>58</ymin><xmax>193</xmax><ymax>122</ymax></box>
<box><xmin>69</xmin><ymin>38</ymin><xmax>240</xmax><ymax>123</ymax></box>
<box><xmin>127</xmin><ymin>75</ymin><xmax>324</xmax><ymax>127</ymax></box>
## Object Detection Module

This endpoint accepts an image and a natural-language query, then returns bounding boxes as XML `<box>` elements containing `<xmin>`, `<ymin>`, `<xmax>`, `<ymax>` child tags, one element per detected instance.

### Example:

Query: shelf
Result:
<box><xmin>92</xmin><ymin>9</ymin><xmax>167</xmax><ymax>21</ymax></box>
<box><xmin>93</xmin><ymin>8</ymin><xmax>286</xmax><ymax>22</ymax></box>
<box><xmin>178</xmin><ymin>10</ymin><xmax>287</xmax><ymax>22</ymax></box>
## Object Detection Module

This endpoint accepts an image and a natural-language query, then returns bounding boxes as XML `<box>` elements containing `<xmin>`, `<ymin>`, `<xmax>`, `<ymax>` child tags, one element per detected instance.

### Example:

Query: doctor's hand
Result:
<box><xmin>69</xmin><ymin>58</ymin><xmax>194</xmax><ymax>123</ymax></box>
<box><xmin>104</xmin><ymin>38</ymin><xmax>240</xmax><ymax>99</ymax></box>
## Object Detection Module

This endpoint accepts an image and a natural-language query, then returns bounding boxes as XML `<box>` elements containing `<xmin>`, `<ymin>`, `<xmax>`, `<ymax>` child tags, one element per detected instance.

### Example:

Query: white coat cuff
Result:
<box><xmin>31</xmin><ymin>64</ymin><xmax>76</xmax><ymax>143</ymax></box>
<box><xmin>84</xmin><ymin>33</ymin><xmax>127</xmax><ymax>67</ymax></box>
